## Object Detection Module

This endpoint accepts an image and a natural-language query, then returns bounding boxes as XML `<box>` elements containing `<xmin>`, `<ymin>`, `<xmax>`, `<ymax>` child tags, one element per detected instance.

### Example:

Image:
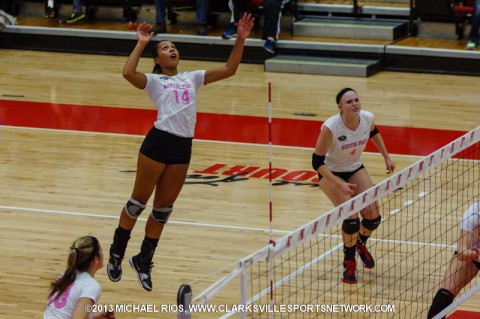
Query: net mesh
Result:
<box><xmin>183</xmin><ymin>126</ymin><xmax>480</xmax><ymax>319</ymax></box>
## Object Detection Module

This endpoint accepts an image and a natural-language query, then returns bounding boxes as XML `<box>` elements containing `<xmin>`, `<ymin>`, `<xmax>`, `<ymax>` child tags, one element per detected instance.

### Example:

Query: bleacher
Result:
<box><xmin>451</xmin><ymin>0</ymin><xmax>475</xmax><ymax>39</ymax></box>
<box><xmin>2</xmin><ymin>0</ymin><xmax>480</xmax><ymax>77</ymax></box>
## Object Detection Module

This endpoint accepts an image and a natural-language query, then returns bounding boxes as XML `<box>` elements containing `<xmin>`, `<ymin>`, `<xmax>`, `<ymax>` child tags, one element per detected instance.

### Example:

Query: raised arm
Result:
<box><xmin>204</xmin><ymin>13</ymin><xmax>255</xmax><ymax>85</ymax></box>
<box><xmin>369</xmin><ymin>124</ymin><xmax>395</xmax><ymax>174</ymax></box>
<box><xmin>123</xmin><ymin>22</ymin><xmax>155</xmax><ymax>90</ymax></box>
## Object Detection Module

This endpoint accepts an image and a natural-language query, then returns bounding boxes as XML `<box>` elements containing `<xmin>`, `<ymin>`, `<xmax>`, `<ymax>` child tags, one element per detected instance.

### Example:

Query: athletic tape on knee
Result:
<box><xmin>342</xmin><ymin>218</ymin><xmax>360</xmax><ymax>235</ymax></box>
<box><xmin>151</xmin><ymin>206</ymin><xmax>173</xmax><ymax>224</ymax></box>
<box><xmin>362</xmin><ymin>215</ymin><xmax>382</xmax><ymax>231</ymax></box>
<box><xmin>124</xmin><ymin>198</ymin><xmax>146</xmax><ymax>219</ymax></box>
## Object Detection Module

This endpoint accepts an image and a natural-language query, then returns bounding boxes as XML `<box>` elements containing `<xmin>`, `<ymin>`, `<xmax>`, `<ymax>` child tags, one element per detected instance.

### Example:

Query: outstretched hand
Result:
<box><xmin>236</xmin><ymin>13</ymin><xmax>255</xmax><ymax>40</ymax></box>
<box><xmin>136</xmin><ymin>22</ymin><xmax>155</xmax><ymax>44</ymax></box>
<box><xmin>385</xmin><ymin>157</ymin><xmax>396</xmax><ymax>174</ymax></box>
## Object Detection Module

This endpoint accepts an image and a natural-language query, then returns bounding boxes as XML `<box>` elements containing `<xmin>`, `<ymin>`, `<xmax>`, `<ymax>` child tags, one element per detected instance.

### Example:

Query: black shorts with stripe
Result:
<box><xmin>140</xmin><ymin>127</ymin><xmax>193</xmax><ymax>164</ymax></box>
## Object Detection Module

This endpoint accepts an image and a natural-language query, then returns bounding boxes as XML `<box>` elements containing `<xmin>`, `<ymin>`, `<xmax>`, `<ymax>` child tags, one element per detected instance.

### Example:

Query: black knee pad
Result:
<box><xmin>427</xmin><ymin>288</ymin><xmax>454</xmax><ymax>319</ymax></box>
<box><xmin>362</xmin><ymin>215</ymin><xmax>382</xmax><ymax>231</ymax></box>
<box><xmin>342</xmin><ymin>218</ymin><xmax>360</xmax><ymax>235</ymax></box>
<box><xmin>151</xmin><ymin>206</ymin><xmax>173</xmax><ymax>224</ymax></box>
<box><xmin>124</xmin><ymin>198</ymin><xmax>146</xmax><ymax>219</ymax></box>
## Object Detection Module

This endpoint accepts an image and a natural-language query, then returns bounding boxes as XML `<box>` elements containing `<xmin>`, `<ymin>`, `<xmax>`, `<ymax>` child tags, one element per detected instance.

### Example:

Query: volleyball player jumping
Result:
<box><xmin>106</xmin><ymin>14</ymin><xmax>254</xmax><ymax>291</ymax></box>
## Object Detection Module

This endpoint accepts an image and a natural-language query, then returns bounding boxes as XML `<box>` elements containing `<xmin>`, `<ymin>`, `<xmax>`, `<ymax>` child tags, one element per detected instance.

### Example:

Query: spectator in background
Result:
<box><xmin>45</xmin><ymin>0</ymin><xmax>56</xmax><ymax>18</ymax></box>
<box><xmin>195</xmin><ymin>0</ymin><xmax>210</xmax><ymax>35</ymax></box>
<box><xmin>221</xmin><ymin>0</ymin><xmax>290</xmax><ymax>54</ymax></box>
<box><xmin>466</xmin><ymin>0</ymin><xmax>480</xmax><ymax>50</ymax></box>
<box><xmin>152</xmin><ymin>0</ymin><xmax>167</xmax><ymax>34</ymax></box>
<box><xmin>152</xmin><ymin>0</ymin><xmax>210</xmax><ymax>35</ymax></box>
<box><xmin>221</xmin><ymin>0</ymin><xmax>247</xmax><ymax>39</ymax></box>
<box><xmin>262</xmin><ymin>0</ymin><xmax>290</xmax><ymax>54</ymax></box>
<box><xmin>1</xmin><ymin>0</ymin><xmax>18</xmax><ymax>16</ymax></box>
<box><xmin>45</xmin><ymin>0</ymin><xmax>85</xmax><ymax>23</ymax></box>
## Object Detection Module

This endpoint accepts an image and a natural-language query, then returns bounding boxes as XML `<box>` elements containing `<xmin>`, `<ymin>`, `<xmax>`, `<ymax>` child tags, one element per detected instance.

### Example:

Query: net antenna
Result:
<box><xmin>177</xmin><ymin>125</ymin><xmax>480</xmax><ymax>318</ymax></box>
<box><xmin>267</xmin><ymin>82</ymin><xmax>275</xmax><ymax>319</ymax></box>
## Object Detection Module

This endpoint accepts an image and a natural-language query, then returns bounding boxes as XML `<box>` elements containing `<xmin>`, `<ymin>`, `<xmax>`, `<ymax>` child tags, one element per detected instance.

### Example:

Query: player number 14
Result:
<box><xmin>173</xmin><ymin>90</ymin><xmax>190</xmax><ymax>104</ymax></box>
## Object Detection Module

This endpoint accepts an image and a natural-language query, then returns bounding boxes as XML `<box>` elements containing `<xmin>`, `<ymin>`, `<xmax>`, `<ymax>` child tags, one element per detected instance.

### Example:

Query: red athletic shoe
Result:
<box><xmin>342</xmin><ymin>259</ymin><xmax>357</xmax><ymax>284</ymax></box>
<box><xmin>356</xmin><ymin>243</ymin><xmax>375</xmax><ymax>269</ymax></box>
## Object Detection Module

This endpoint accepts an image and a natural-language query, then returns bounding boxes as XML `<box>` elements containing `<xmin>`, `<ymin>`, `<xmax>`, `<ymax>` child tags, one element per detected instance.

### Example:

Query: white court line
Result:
<box><xmin>404</xmin><ymin>200</ymin><xmax>415</xmax><ymax>206</ymax></box>
<box><xmin>0</xmin><ymin>205</ymin><xmax>291</xmax><ymax>234</ymax></box>
<box><xmin>0</xmin><ymin>125</ymin><xmax>422</xmax><ymax>158</ymax></box>
<box><xmin>0</xmin><ymin>204</ymin><xmax>455</xmax><ymax>250</ymax></box>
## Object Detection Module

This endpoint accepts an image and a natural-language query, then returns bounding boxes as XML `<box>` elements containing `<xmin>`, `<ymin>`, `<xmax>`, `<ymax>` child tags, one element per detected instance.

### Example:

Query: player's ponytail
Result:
<box><xmin>152</xmin><ymin>64</ymin><xmax>162</xmax><ymax>74</ymax></box>
<box><xmin>48</xmin><ymin>236</ymin><xmax>100</xmax><ymax>304</ymax></box>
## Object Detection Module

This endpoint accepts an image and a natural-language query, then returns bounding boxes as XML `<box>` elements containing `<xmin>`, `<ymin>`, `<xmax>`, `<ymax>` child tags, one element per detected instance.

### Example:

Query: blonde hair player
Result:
<box><xmin>44</xmin><ymin>236</ymin><xmax>115</xmax><ymax>319</ymax></box>
<box><xmin>312</xmin><ymin>87</ymin><xmax>395</xmax><ymax>284</ymax></box>
<box><xmin>106</xmin><ymin>14</ymin><xmax>255</xmax><ymax>291</ymax></box>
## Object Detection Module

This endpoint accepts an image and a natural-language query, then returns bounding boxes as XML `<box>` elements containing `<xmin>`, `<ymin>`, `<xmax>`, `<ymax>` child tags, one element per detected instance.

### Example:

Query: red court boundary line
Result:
<box><xmin>449</xmin><ymin>310</ymin><xmax>480</xmax><ymax>318</ymax></box>
<box><xmin>0</xmin><ymin>99</ymin><xmax>467</xmax><ymax>156</ymax></box>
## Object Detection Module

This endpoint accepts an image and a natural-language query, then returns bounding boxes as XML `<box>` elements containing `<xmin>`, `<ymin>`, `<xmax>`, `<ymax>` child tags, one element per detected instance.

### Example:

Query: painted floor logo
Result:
<box><xmin>187</xmin><ymin>163</ymin><xmax>319</xmax><ymax>187</ymax></box>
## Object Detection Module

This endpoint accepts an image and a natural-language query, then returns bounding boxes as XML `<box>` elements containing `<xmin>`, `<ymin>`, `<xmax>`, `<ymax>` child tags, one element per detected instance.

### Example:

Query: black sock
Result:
<box><xmin>110</xmin><ymin>226</ymin><xmax>131</xmax><ymax>257</ymax></box>
<box><xmin>427</xmin><ymin>288</ymin><xmax>454</xmax><ymax>319</ymax></box>
<box><xmin>357</xmin><ymin>233</ymin><xmax>369</xmax><ymax>246</ymax></box>
<box><xmin>139</xmin><ymin>236</ymin><xmax>160</xmax><ymax>264</ymax></box>
<box><xmin>344</xmin><ymin>245</ymin><xmax>356</xmax><ymax>260</ymax></box>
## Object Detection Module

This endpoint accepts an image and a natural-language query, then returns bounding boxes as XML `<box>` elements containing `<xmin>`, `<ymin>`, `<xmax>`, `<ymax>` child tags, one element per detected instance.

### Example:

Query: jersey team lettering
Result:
<box><xmin>86</xmin><ymin>303</ymin><xmax>395</xmax><ymax>313</ymax></box>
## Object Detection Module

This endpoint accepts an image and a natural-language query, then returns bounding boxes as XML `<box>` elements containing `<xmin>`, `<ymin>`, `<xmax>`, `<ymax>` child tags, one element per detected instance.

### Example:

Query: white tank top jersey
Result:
<box><xmin>145</xmin><ymin>70</ymin><xmax>206</xmax><ymax>138</ymax></box>
<box><xmin>460</xmin><ymin>201</ymin><xmax>480</xmax><ymax>248</ymax></box>
<box><xmin>322</xmin><ymin>110</ymin><xmax>374</xmax><ymax>172</ymax></box>
<box><xmin>44</xmin><ymin>272</ymin><xmax>101</xmax><ymax>319</ymax></box>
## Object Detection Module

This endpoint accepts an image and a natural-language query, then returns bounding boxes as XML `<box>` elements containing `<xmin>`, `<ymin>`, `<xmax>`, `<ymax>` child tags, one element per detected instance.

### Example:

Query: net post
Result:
<box><xmin>177</xmin><ymin>284</ymin><xmax>192</xmax><ymax>319</ymax></box>
<box><xmin>240</xmin><ymin>261</ymin><xmax>248</xmax><ymax>319</ymax></box>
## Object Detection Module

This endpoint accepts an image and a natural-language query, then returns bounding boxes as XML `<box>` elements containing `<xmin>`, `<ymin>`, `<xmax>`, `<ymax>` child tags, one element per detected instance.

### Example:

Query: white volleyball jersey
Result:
<box><xmin>460</xmin><ymin>201</ymin><xmax>480</xmax><ymax>249</ymax></box>
<box><xmin>322</xmin><ymin>110</ymin><xmax>374</xmax><ymax>172</ymax></box>
<box><xmin>44</xmin><ymin>272</ymin><xmax>101</xmax><ymax>319</ymax></box>
<box><xmin>145</xmin><ymin>70</ymin><xmax>205</xmax><ymax>138</ymax></box>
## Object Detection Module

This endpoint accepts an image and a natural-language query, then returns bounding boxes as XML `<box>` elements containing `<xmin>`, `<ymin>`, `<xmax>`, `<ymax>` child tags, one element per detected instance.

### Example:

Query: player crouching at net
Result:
<box><xmin>312</xmin><ymin>88</ymin><xmax>395</xmax><ymax>284</ymax></box>
<box><xmin>106</xmin><ymin>14</ymin><xmax>254</xmax><ymax>291</ymax></box>
<box><xmin>428</xmin><ymin>201</ymin><xmax>480</xmax><ymax>319</ymax></box>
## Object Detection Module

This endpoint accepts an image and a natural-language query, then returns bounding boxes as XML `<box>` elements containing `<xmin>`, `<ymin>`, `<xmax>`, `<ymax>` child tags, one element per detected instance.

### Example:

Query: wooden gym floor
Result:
<box><xmin>0</xmin><ymin>11</ymin><xmax>479</xmax><ymax>318</ymax></box>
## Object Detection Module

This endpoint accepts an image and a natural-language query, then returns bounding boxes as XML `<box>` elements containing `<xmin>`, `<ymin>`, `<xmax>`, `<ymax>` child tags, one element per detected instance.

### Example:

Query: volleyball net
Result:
<box><xmin>177</xmin><ymin>125</ymin><xmax>480</xmax><ymax>319</ymax></box>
